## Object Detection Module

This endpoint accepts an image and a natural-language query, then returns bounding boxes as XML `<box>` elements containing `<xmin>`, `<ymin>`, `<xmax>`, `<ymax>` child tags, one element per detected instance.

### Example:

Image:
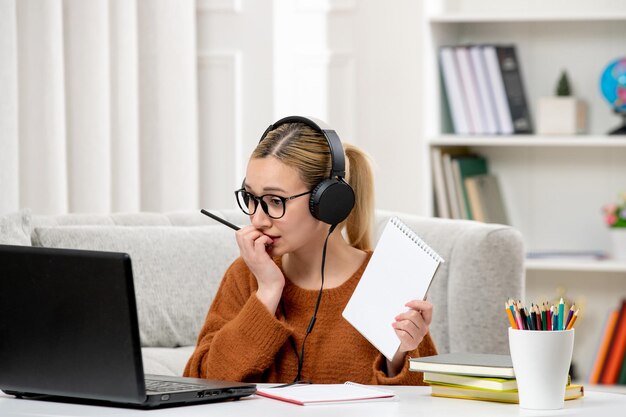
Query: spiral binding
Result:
<box><xmin>390</xmin><ymin>217</ymin><xmax>443</xmax><ymax>263</ymax></box>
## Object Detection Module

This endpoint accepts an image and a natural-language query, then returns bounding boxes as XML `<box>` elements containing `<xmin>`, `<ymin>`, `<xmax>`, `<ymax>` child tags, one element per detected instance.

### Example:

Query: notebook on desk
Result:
<box><xmin>0</xmin><ymin>244</ymin><xmax>256</xmax><ymax>409</ymax></box>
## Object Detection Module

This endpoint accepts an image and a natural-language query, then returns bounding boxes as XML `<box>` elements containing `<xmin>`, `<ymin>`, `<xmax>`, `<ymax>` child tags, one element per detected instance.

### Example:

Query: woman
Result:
<box><xmin>184</xmin><ymin>117</ymin><xmax>436</xmax><ymax>384</ymax></box>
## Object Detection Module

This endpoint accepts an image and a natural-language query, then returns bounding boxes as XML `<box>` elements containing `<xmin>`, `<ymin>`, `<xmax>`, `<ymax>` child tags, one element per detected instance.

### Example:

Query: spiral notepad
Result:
<box><xmin>342</xmin><ymin>217</ymin><xmax>444</xmax><ymax>361</ymax></box>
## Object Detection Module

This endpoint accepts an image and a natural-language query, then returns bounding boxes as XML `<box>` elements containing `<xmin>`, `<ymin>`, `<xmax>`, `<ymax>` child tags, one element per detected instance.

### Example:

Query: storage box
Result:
<box><xmin>536</xmin><ymin>97</ymin><xmax>587</xmax><ymax>135</ymax></box>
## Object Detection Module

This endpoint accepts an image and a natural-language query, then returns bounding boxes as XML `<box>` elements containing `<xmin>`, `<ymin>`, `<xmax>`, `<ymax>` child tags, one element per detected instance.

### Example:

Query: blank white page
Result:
<box><xmin>342</xmin><ymin>217</ymin><xmax>444</xmax><ymax>361</ymax></box>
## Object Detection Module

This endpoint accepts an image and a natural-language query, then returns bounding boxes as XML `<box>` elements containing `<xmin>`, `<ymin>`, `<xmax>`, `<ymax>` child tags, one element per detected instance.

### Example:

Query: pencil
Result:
<box><xmin>558</xmin><ymin>298</ymin><xmax>565</xmax><ymax>330</ymax></box>
<box><xmin>506</xmin><ymin>301</ymin><xmax>517</xmax><ymax>329</ymax></box>
<box><xmin>541</xmin><ymin>305</ymin><xmax>547</xmax><ymax>331</ymax></box>
<box><xmin>566</xmin><ymin>309</ymin><xmax>579</xmax><ymax>330</ymax></box>
<box><xmin>518</xmin><ymin>302</ymin><xmax>528</xmax><ymax>330</ymax></box>
<box><xmin>547</xmin><ymin>305</ymin><xmax>552</xmax><ymax>331</ymax></box>
<box><xmin>564</xmin><ymin>304</ymin><xmax>575</xmax><ymax>330</ymax></box>
<box><xmin>508</xmin><ymin>299</ymin><xmax>516</xmax><ymax>323</ymax></box>
<box><xmin>200</xmin><ymin>209</ymin><xmax>240</xmax><ymax>231</ymax></box>
<box><xmin>553</xmin><ymin>311</ymin><xmax>558</xmax><ymax>331</ymax></box>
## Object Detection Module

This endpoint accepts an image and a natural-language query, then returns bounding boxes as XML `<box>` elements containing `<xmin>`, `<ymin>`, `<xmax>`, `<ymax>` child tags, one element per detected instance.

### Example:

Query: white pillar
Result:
<box><xmin>138</xmin><ymin>0</ymin><xmax>199</xmax><ymax>211</ymax></box>
<box><xmin>110</xmin><ymin>0</ymin><xmax>140</xmax><ymax>212</ymax></box>
<box><xmin>0</xmin><ymin>0</ymin><xmax>19</xmax><ymax>213</ymax></box>
<box><xmin>17</xmin><ymin>0</ymin><xmax>68</xmax><ymax>214</ymax></box>
<box><xmin>63</xmin><ymin>0</ymin><xmax>112</xmax><ymax>213</ymax></box>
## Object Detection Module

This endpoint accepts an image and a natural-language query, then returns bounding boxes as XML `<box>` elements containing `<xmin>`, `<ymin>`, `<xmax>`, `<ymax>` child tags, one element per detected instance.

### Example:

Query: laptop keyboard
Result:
<box><xmin>144</xmin><ymin>379</ymin><xmax>210</xmax><ymax>393</ymax></box>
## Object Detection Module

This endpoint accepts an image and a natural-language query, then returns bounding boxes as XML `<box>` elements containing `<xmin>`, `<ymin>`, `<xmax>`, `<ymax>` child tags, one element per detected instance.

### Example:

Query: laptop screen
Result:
<box><xmin>0</xmin><ymin>245</ymin><xmax>146</xmax><ymax>403</ymax></box>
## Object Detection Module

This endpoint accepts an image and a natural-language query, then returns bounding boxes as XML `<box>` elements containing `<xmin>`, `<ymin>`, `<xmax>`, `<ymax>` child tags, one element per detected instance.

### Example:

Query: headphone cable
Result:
<box><xmin>292</xmin><ymin>223</ymin><xmax>336</xmax><ymax>384</ymax></box>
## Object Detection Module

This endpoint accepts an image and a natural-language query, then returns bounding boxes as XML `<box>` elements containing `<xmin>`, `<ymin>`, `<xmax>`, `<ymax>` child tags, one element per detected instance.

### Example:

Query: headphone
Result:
<box><xmin>258</xmin><ymin>116</ymin><xmax>355</xmax><ymax>226</ymax></box>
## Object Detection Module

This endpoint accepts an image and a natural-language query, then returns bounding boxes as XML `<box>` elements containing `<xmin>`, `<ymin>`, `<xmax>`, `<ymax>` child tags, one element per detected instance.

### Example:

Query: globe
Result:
<box><xmin>600</xmin><ymin>57</ymin><xmax>626</xmax><ymax>134</ymax></box>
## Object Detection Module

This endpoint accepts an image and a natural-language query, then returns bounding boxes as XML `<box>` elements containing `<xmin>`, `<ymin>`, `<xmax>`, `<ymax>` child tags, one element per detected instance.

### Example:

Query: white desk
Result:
<box><xmin>1</xmin><ymin>386</ymin><xmax>625</xmax><ymax>417</ymax></box>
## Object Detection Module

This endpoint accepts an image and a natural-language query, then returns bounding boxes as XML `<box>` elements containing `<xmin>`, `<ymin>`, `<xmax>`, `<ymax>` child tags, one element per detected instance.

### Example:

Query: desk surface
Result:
<box><xmin>1</xmin><ymin>386</ymin><xmax>625</xmax><ymax>417</ymax></box>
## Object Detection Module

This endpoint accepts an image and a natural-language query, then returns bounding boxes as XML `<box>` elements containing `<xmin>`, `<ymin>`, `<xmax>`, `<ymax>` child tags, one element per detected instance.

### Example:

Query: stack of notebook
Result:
<box><xmin>409</xmin><ymin>353</ymin><xmax>584</xmax><ymax>403</ymax></box>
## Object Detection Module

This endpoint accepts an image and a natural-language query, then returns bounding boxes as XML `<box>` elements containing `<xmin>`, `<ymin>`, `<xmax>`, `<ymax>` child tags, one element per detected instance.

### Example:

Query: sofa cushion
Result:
<box><xmin>31</xmin><ymin>225</ymin><xmax>240</xmax><ymax>348</ymax></box>
<box><xmin>0</xmin><ymin>209</ymin><xmax>31</xmax><ymax>245</ymax></box>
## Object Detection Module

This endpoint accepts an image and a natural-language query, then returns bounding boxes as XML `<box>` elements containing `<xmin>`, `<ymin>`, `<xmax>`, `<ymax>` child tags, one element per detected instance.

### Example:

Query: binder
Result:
<box><xmin>440</xmin><ymin>47</ymin><xmax>471</xmax><ymax>134</ymax></box>
<box><xmin>342</xmin><ymin>217</ymin><xmax>444</xmax><ymax>360</ymax></box>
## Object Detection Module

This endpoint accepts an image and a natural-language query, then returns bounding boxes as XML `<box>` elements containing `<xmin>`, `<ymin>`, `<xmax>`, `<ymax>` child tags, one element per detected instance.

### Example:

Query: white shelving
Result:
<box><xmin>420</xmin><ymin>0</ymin><xmax>626</xmax><ymax>381</ymax></box>
<box><xmin>421</xmin><ymin>0</ymin><xmax>626</xmax><ymax>254</ymax></box>
<box><xmin>526</xmin><ymin>259</ymin><xmax>626</xmax><ymax>273</ymax></box>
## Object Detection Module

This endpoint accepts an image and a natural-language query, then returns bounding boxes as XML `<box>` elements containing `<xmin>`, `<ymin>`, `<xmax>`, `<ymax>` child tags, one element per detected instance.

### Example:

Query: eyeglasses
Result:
<box><xmin>235</xmin><ymin>188</ymin><xmax>312</xmax><ymax>219</ymax></box>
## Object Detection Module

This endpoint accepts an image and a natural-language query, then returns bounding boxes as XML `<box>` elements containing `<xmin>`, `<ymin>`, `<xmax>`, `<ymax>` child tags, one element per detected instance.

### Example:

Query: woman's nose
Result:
<box><xmin>251</xmin><ymin>204</ymin><xmax>272</xmax><ymax>228</ymax></box>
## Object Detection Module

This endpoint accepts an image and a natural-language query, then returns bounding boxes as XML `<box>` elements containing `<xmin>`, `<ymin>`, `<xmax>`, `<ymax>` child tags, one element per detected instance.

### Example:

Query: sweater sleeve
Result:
<box><xmin>183</xmin><ymin>259</ymin><xmax>293</xmax><ymax>382</ymax></box>
<box><xmin>371</xmin><ymin>332</ymin><xmax>438</xmax><ymax>385</ymax></box>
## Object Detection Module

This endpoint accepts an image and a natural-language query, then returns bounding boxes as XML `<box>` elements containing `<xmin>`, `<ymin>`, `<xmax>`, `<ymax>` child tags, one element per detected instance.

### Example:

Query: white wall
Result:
<box><xmin>3</xmin><ymin>1</ymin><xmax>424</xmax><ymax>215</ymax></box>
<box><xmin>204</xmin><ymin>0</ymin><xmax>424</xmax><ymax>214</ymax></box>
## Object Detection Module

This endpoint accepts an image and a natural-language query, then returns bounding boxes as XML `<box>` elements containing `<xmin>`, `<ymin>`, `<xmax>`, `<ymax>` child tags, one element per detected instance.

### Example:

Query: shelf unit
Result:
<box><xmin>420</xmin><ymin>0</ymin><xmax>626</xmax><ymax>381</ymax></box>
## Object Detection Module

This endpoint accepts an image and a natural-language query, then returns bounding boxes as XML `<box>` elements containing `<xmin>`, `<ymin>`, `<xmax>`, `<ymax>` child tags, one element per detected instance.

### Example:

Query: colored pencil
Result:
<box><xmin>529</xmin><ymin>305</ymin><xmax>536</xmax><ymax>331</ymax></box>
<box><xmin>547</xmin><ymin>305</ymin><xmax>552</xmax><ymax>331</ymax></box>
<box><xmin>506</xmin><ymin>301</ymin><xmax>517</xmax><ymax>329</ymax></box>
<box><xmin>541</xmin><ymin>305</ymin><xmax>547</xmax><ymax>331</ymax></box>
<box><xmin>565</xmin><ymin>304</ymin><xmax>576</xmax><ymax>330</ymax></box>
<box><xmin>558</xmin><ymin>298</ymin><xmax>565</xmax><ymax>330</ymax></box>
<box><xmin>566</xmin><ymin>309</ymin><xmax>579</xmax><ymax>330</ymax></box>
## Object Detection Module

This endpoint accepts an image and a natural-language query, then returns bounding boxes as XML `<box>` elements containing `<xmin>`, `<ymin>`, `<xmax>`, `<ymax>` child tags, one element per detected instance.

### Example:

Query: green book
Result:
<box><xmin>451</xmin><ymin>155</ymin><xmax>488</xmax><ymax>219</ymax></box>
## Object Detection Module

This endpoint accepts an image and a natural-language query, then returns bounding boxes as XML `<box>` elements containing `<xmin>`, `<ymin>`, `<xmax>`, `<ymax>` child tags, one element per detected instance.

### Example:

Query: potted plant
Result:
<box><xmin>602</xmin><ymin>193</ymin><xmax>626</xmax><ymax>260</ymax></box>
<box><xmin>537</xmin><ymin>70</ymin><xmax>587</xmax><ymax>134</ymax></box>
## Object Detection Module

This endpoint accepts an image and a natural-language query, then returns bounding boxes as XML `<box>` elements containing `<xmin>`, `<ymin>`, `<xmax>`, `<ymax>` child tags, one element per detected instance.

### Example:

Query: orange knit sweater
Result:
<box><xmin>184</xmin><ymin>251</ymin><xmax>437</xmax><ymax>384</ymax></box>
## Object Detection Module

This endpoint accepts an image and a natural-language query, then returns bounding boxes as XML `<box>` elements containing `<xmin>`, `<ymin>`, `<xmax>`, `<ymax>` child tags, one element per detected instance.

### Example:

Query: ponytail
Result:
<box><xmin>343</xmin><ymin>143</ymin><xmax>374</xmax><ymax>250</ymax></box>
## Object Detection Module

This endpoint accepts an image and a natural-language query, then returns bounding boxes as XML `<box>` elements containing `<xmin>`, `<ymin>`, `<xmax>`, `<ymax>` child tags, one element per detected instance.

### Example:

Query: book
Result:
<box><xmin>451</xmin><ymin>155</ymin><xmax>488</xmax><ymax>220</ymax></box>
<box><xmin>409</xmin><ymin>353</ymin><xmax>515</xmax><ymax>378</ymax></box>
<box><xmin>464</xmin><ymin>174</ymin><xmax>509</xmax><ymax>225</ymax></box>
<box><xmin>469</xmin><ymin>45</ymin><xmax>499</xmax><ymax>134</ymax></box>
<box><xmin>442</xmin><ymin>152</ymin><xmax>463</xmax><ymax>219</ymax></box>
<box><xmin>480</xmin><ymin>44</ymin><xmax>533</xmax><ymax>134</ymax></box>
<box><xmin>430</xmin><ymin>383</ymin><xmax>584</xmax><ymax>404</ymax></box>
<box><xmin>256</xmin><ymin>382</ymin><xmax>396</xmax><ymax>405</ymax></box>
<box><xmin>482</xmin><ymin>45</ymin><xmax>514</xmax><ymax>134</ymax></box>
<box><xmin>589</xmin><ymin>309</ymin><xmax>619</xmax><ymax>383</ymax></box>
<box><xmin>342</xmin><ymin>217</ymin><xmax>444</xmax><ymax>361</ymax></box>
<box><xmin>455</xmin><ymin>46</ymin><xmax>484</xmax><ymax>134</ymax></box>
<box><xmin>495</xmin><ymin>45</ymin><xmax>532</xmax><ymax>134</ymax></box>
<box><xmin>423</xmin><ymin>372</ymin><xmax>518</xmax><ymax>391</ymax></box>
<box><xmin>430</xmin><ymin>147</ymin><xmax>450</xmax><ymax>218</ymax></box>
<box><xmin>600</xmin><ymin>299</ymin><xmax>626</xmax><ymax>384</ymax></box>
<box><xmin>439</xmin><ymin>46</ymin><xmax>470</xmax><ymax>134</ymax></box>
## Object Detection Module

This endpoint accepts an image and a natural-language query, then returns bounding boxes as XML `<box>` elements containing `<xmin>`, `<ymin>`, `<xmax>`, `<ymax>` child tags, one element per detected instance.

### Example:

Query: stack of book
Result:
<box><xmin>439</xmin><ymin>44</ymin><xmax>532</xmax><ymax>135</ymax></box>
<box><xmin>588</xmin><ymin>299</ymin><xmax>626</xmax><ymax>385</ymax></box>
<box><xmin>430</xmin><ymin>149</ymin><xmax>508</xmax><ymax>223</ymax></box>
<box><xmin>409</xmin><ymin>353</ymin><xmax>584</xmax><ymax>403</ymax></box>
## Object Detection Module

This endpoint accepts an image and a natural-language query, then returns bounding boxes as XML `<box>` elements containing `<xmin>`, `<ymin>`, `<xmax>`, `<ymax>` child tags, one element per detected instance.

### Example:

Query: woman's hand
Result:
<box><xmin>235</xmin><ymin>225</ymin><xmax>285</xmax><ymax>314</ymax></box>
<box><xmin>386</xmin><ymin>300</ymin><xmax>433</xmax><ymax>376</ymax></box>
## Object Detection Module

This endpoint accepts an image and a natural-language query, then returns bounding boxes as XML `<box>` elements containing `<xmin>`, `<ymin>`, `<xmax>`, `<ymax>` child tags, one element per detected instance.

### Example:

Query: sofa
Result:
<box><xmin>0</xmin><ymin>208</ymin><xmax>524</xmax><ymax>377</ymax></box>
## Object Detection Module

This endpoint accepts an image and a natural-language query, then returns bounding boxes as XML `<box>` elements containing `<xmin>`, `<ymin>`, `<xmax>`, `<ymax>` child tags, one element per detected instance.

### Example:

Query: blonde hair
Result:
<box><xmin>252</xmin><ymin>122</ymin><xmax>375</xmax><ymax>250</ymax></box>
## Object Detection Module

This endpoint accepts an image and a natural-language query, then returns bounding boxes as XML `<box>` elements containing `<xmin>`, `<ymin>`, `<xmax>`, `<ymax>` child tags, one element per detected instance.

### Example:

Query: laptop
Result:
<box><xmin>0</xmin><ymin>244</ymin><xmax>256</xmax><ymax>408</ymax></box>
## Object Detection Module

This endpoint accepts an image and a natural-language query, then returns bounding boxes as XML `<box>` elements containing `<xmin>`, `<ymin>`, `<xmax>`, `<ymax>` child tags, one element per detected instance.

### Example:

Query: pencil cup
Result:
<box><xmin>508</xmin><ymin>328</ymin><xmax>574</xmax><ymax>410</ymax></box>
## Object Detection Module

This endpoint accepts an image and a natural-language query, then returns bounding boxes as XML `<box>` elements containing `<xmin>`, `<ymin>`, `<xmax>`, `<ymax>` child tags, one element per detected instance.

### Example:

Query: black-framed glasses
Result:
<box><xmin>235</xmin><ymin>188</ymin><xmax>312</xmax><ymax>219</ymax></box>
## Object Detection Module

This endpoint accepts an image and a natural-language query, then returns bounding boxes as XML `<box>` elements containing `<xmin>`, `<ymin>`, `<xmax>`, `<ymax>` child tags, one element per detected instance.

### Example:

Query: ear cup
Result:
<box><xmin>309</xmin><ymin>179</ymin><xmax>355</xmax><ymax>225</ymax></box>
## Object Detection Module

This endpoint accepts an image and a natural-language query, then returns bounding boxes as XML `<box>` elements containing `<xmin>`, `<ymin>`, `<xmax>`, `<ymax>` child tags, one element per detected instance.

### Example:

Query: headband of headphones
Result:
<box><xmin>259</xmin><ymin>115</ymin><xmax>347</xmax><ymax>180</ymax></box>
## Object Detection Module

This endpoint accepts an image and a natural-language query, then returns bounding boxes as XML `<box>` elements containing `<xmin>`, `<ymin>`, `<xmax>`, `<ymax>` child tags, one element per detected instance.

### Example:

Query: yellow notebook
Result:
<box><xmin>430</xmin><ymin>384</ymin><xmax>584</xmax><ymax>404</ymax></box>
<box><xmin>424</xmin><ymin>372</ymin><xmax>517</xmax><ymax>391</ymax></box>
